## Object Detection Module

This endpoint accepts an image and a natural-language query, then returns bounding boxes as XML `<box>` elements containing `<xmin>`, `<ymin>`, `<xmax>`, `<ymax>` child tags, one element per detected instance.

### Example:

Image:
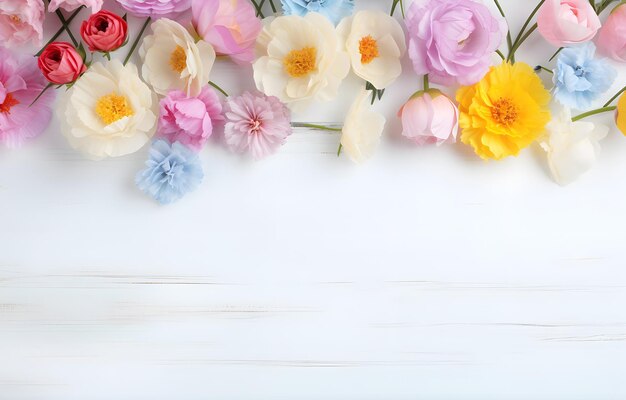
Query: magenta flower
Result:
<box><xmin>223</xmin><ymin>92</ymin><xmax>292</xmax><ymax>160</ymax></box>
<box><xmin>0</xmin><ymin>47</ymin><xmax>54</xmax><ymax>148</ymax></box>
<box><xmin>405</xmin><ymin>0</ymin><xmax>506</xmax><ymax>85</ymax></box>
<box><xmin>158</xmin><ymin>86</ymin><xmax>223</xmax><ymax>152</ymax></box>
<box><xmin>192</xmin><ymin>0</ymin><xmax>262</xmax><ymax>64</ymax></box>
<box><xmin>116</xmin><ymin>0</ymin><xmax>191</xmax><ymax>17</ymax></box>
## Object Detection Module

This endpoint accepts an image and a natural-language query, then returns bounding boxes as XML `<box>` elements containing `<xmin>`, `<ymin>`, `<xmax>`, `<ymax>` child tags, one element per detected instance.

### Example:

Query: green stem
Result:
<box><xmin>536</xmin><ymin>65</ymin><xmax>553</xmax><ymax>74</ymax></box>
<box><xmin>548</xmin><ymin>47</ymin><xmax>563</xmax><ymax>62</ymax></box>
<box><xmin>292</xmin><ymin>123</ymin><xmax>342</xmax><ymax>132</ymax></box>
<box><xmin>29</xmin><ymin>83</ymin><xmax>54</xmax><ymax>107</ymax></box>
<box><xmin>571</xmin><ymin>106</ymin><xmax>617</xmax><ymax>122</ymax></box>
<box><xmin>55</xmin><ymin>9</ymin><xmax>79</xmax><ymax>47</ymax></box>
<box><xmin>36</xmin><ymin>6</ymin><xmax>84</xmax><ymax>56</ymax></box>
<box><xmin>268</xmin><ymin>0</ymin><xmax>277</xmax><ymax>13</ymax></box>
<box><xmin>337</xmin><ymin>143</ymin><xmax>343</xmax><ymax>157</ymax></box>
<box><xmin>597</xmin><ymin>0</ymin><xmax>618</xmax><ymax>13</ymax></box>
<box><xmin>507</xmin><ymin>23</ymin><xmax>537</xmax><ymax>61</ymax></box>
<box><xmin>423</xmin><ymin>74</ymin><xmax>429</xmax><ymax>91</ymax></box>
<box><xmin>391</xmin><ymin>0</ymin><xmax>404</xmax><ymax>17</ymax></box>
<box><xmin>496</xmin><ymin>49</ymin><xmax>505</xmax><ymax>60</ymax></box>
<box><xmin>603</xmin><ymin>86</ymin><xmax>626</xmax><ymax>108</ymax></box>
<box><xmin>123</xmin><ymin>16</ymin><xmax>151</xmax><ymax>66</ymax></box>
<box><xmin>250</xmin><ymin>0</ymin><xmax>265</xmax><ymax>17</ymax></box>
<box><xmin>399</xmin><ymin>0</ymin><xmax>405</xmax><ymax>17</ymax></box>
<box><xmin>209</xmin><ymin>81</ymin><xmax>229</xmax><ymax>97</ymax></box>
<box><xmin>493</xmin><ymin>0</ymin><xmax>513</xmax><ymax>58</ymax></box>
<box><xmin>510</xmin><ymin>0</ymin><xmax>545</xmax><ymax>61</ymax></box>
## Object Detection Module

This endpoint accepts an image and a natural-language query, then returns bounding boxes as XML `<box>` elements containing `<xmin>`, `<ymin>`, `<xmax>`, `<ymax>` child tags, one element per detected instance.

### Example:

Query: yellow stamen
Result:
<box><xmin>491</xmin><ymin>98</ymin><xmax>519</xmax><ymax>126</ymax></box>
<box><xmin>9</xmin><ymin>15</ymin><xmax>21</xmax><ymax>23</ymax></box>
<box><xmin>169</xmin><ymin>45</ymin><xmax>187</xmax><ymax>74</ymax></box>
<box><xmin>283</xmin><ymin>47</ymin><xmax>317</xmax><ymax>78</ymax></box>
<box><xmin>359</xmin><ymin>35</ymin><xmax>379</xmax><ymax>64</ymax></box>
<box><xmin>95</xmin><ymin>93</ymin><xmax>134</xmax><ymax>125</ymax></box>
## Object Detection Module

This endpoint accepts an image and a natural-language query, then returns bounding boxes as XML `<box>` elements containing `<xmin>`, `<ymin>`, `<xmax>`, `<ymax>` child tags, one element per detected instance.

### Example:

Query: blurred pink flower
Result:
<box><xmin>537</xmin><ymin>0</ymin><xmax>601</xmax><ymax>47</ymax></box>
<box><xmin>0</xmin><ymin>0</ymin><xmax>45</xmax><ymax>47</ymax></box>
<box><xmin>158</xmin><ymin>86</ymin><xmax>223</xmax><ymax>152</ymax></box>
<box><xmin>191</xmin><ymin>0</ymin><xmax>262</xmax><ymax>64</ymax></box>
<box><xmin>398</xmin><ymin>90</ymin><xmax>458</xmax><ymax>146</ymax></box>
<box><xmin>597</xmin><ymin>3</ymin><xmax>626</xmax><ymax>62</ymax></box>
<box><xmin>48</xmin><ymin>0</ymin><xmax>103</xmax><ymax>14</ymax></box>
<box><xmin>0</xmin><ymin>47</ymin><xmax>55</xmax><ymax>148</ymax></box>
<box><xmin>223</xmin><ymin>92</ymin><xmax>292</xmax><ymax>160</ymax></box>
<box><xmin>116</xmin><ymin>0</ymin><xmax>191</xmax><ymax>18</ymax></box>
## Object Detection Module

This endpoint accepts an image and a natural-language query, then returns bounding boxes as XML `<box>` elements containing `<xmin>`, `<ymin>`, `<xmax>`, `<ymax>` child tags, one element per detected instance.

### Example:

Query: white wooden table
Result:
<box><xmin>1</xmin><ymin>1</ymin><xmax>626</xmax><ymax>398</ymax></box>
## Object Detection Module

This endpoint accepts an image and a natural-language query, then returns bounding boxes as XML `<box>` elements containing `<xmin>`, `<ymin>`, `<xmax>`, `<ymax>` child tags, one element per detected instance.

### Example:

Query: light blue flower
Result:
<box><xmin>280</xmin><ymin>0</ymin><xmax>354</xmax><ymax>25</ymax></box>
<box><xmin>553</xmin><ymin>43</ymin><xmax>617</xmax><ymax>110</ymax></box>
<box><xmin>136</xmin><ymin>140</ymin><xmax>203</xmax><ymax>205</ymax></box>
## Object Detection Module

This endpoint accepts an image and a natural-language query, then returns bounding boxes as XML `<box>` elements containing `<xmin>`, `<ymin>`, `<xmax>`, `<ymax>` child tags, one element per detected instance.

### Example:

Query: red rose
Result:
<box><xmin>80</xmin><ymin>10</ymin><xmax>128</xmax><ymax>53</ymax></box>
<box><xmin>38</xmin><ymin>42</ymin><xmax>87</xmax><ymax>85</ymax></box>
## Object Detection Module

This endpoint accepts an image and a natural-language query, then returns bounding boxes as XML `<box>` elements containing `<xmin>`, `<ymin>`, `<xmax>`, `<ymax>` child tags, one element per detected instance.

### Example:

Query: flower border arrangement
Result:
<box><xmin>1</xmin><ymin>0</ymin><xmax>626</xmax><ymax>203</ymax></box>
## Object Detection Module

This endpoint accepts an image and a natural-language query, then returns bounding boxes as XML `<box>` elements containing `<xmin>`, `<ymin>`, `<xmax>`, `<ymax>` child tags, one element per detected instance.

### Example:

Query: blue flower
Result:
<box><xmin>280</xmin><ymin>0</ymin><xmax>354</xmax><ymax>25</ymax></box>
<box><xmin>136</xmin><ymin>140</ymin><xmax>204</xmax><ymax>205</ymax></box>
<box><xmin>553</xmin><ymin>43</ymin><xmax>617</xmax><ymax>110</ymax></box>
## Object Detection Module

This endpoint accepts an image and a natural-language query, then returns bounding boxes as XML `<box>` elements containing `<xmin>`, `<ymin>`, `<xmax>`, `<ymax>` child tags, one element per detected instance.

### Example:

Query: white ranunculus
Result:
<box><xmin>340</xmin><ymin>88</ymin><xmax>386</xmax><ymax>163</ymax></box>
<box><xmin>253</xmin><ymin>13</ymin><xmax>350</xmax><ymax>112</ymax></box>
<box><xmin>59</xmin><ymin>60</ymin><xmax>158</xmax><ymax>160</ymax></box>
<box><xmin>140</xmin><ymin>18</ymin><xmax>215</xmax><ymax>97</ymax></box>
<box><xmin>337</xmin><ymin>10</ymin><xmax>406</xmax><ymax>90</ymax></box>
<box><xmin>540</xmin><ymin>107</ymin><xmax>608</xmax><ymax>185</ymax></box>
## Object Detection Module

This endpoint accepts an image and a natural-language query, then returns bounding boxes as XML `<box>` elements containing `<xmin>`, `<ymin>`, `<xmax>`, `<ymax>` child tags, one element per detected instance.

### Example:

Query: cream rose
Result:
<box><xmin>340</xmin><ymin>88</ymin><xmax>386</xmax><ymax>163</ymax></box>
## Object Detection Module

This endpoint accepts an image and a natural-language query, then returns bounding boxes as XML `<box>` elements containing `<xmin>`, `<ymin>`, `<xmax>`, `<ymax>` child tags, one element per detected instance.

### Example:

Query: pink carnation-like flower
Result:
<box><xmin>405</xmin><ymin>0</ymin><xmax>506</xmax><ymax>86</ymax></box>
<box><xmin>398</xmin><ymin>89</ymin><xmax>458</xmax><ymax>146</ymax></box>
<box><xmin>158</xmin><ymin>86</ymin><xmax>223</xmax><ymax>152</ymax></box>
<box><xmin>597</xmin><ymin>3</ymin><xmax>626</xmax><ymax>63</ymax></box>
<box><xmin>0</xmin><ymin>47</ymin><xmax>55</xmax><ymax>148</ymax></box>
<box><xmin>0</xmin><ymin>0</ymin><xmax>45</xmax><ymax>47</ymax></box>
<box><xmin>191</xmin><ymin>0</ymin><xmax>262</xmax><ymax>64</ymax></box>
<box><xmin>48</xmin><ymin>0</ymin><xmax>103</xmax><ymax>14</ymax></box>
<box><xmin>116</xmin><ymin>0</ymin><xmax>191</xmax><ymax>17</ymax></box>
<box><xmin>223</xmin><ymin>92</ymin><xmax>292</xmax><ymax>160</ymax></box>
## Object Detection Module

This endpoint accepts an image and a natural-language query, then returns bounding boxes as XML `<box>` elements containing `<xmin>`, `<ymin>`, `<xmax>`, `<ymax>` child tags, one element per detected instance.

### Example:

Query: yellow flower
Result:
<box><xmin>456</xmin><ymin>62</ymin><xmax>551</xmax><ymax>160</ymax></box>
<box><xmin>617</xmin><ymin>93</ymin><xmax>626</xmax><ymax>136</ymax></box>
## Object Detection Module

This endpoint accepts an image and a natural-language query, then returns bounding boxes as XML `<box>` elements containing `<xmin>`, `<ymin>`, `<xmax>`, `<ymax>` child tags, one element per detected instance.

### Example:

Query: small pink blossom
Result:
<box><xmin>537</xmin><ymin>0</ymin><xmax>601</xmax><ymax>47</ymax></box>
<box><xmin>158</xmin><ymin>86</ymin><xmax>223</xmax><ymax>152</ymax></box>
<box><xmin>223</xmin><ymin>92</ymin><xmax>292</xmax><ymax>160</ymax></box>
<box><xmin>597</xmin><ymin>3</ymin><xmax>626</xmax><ymax>63</ymax></box>
<box><xmin>398</xmin><ymin>90</ymin><xmax>458</xmax><ymax>146</ymax></box>
<box><xmin>0</xmin><ymin>0</ymin><xmax>45</xmax><ymax>47</ymax></box>
<box><xmin>48</xmin><ymin>0</ymin><xmax>103</xmax><ymax>14</ymax></box>
<box><xmin>116</xmin><ymin>0</ymin><xmax>191</xmax><ymax>17</ymax></box>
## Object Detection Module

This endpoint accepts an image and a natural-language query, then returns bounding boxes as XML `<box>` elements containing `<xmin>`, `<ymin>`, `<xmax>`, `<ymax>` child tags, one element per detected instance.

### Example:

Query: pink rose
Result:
<box><xmin>48</xmin><ymin>0</ymin><xmax>103</xmax><ymax>14</ymax></box>
<box><xmin>80</xmin><ymin>10</ymin><xmax>128</xmax><ymax>53</ymax></box>
<box><xmin>537</xmin><ymin>0</ymin><xmax>601</xmax><ymax>47</ymax></box>
<box><xmin>191</xmin><ymin>0</ymin><xmax>262</xmax><ymax>64</ymax></box>
<box><xmin>38</xmin><ymin>42</ymin><xmax>87</xmax><ymax>85</ymax></box>
<box><xmin>597</xmin><ymin>3</ymin><xmax>626</xmax><ymax>62</ymax></box>
<box><xmin>0</xmin><ymin>0</ymin><xmax>45</xmax><ymax>47</ymax></box>
<box><xmin>398</xmin><ymin>89</ymin><xmax>458</xmax><ymax>146</ymax></box>
<box><xmin>158</xmin><ymin>86</ymin><xmax>223</xmax><ymax>152</ymax></box>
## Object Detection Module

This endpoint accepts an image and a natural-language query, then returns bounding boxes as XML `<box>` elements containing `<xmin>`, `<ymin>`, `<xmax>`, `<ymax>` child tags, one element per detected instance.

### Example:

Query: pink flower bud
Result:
<box><xmin>398</xmin><ymin>89</ymin><xmax>458</xmax><ymax>146</ymax></box>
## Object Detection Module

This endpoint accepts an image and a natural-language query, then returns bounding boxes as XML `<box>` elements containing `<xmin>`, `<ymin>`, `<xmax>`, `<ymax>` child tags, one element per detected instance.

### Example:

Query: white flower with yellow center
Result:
<box><xmin>59</xmin><ymin>60</ymin><xmax>158</xmax><ymax>160</ymax></box>
<box><xmin>337</xmin><ymin>10</ymin><xmax>406</xmax><ymax>90</ymax></box>
<box><xmin>253</xmin><ymin>13</ymin><xmax>350</xmax><ymax>111</ymax></box>
<box><xmin>140</xmin><ymin>18</ymin><xmax>216</xmax><ymax>97</ymax></box>
<box><xmin>340</xmin><ymin>88</ymin><xmax>386</xmax><ymax>163</ymax></box>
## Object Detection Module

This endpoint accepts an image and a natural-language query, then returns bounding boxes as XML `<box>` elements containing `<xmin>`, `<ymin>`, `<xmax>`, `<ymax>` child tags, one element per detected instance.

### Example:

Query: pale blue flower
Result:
<box><xmin>553</xmin><ymin>43</ymin><xmax>617</xmax><ymax>110</ymax></box>
<box><xmin>136</xmin><ymin>140</ymin><xmax>203</xmax><ymax>205</ymax></box>
<box><xmin>280</xmin><ymin>0</ymin><xmax>354</xmax><ymax>25</ymax></box>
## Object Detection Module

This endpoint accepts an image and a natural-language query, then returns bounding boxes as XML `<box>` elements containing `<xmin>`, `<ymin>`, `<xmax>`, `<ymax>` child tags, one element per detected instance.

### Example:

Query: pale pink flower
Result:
<box><xmin>48</xmin><ymin>0</ymin><xmax>103</xmax><ymax>14</ymax></box>
<box><xmin>223</xmin><ymin>92</ymin><xmax>292</xmax><ymax>160</ymax></box>
<box><xmin>0</xmin><ymin>0</ymin><xmax>45</xmax><ymax>47</ymax></box>
<box><xmin>597</xmin><ymin>3</ymin><xmax>626</xmax><ymax>62</ymax></box>
<box><xmin>537</xmin><ymin>0</ymin><xmax>601</xmax><ymax>47</ymax></box>
<box><xmin>0</xmin><ymin>47</ymin><xmax>55</xmax><ymax>148</ymax></box>
<box><xmin>398</xmin><ymin>90</ymin><xmax>458</xmax><ymax>146</ymax></box>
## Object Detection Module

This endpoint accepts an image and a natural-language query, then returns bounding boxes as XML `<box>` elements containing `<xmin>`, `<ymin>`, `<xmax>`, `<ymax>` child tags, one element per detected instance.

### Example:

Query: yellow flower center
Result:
<box><xmin>95</xmin><ymin>93</ymin><xmax>134</xmax><ymax>125</ymax></box>
<box><xmin>0</xmin><ymin>93</ymin><xmax>19</xmax><ymax>114</ymax></box>
<box><xmin>169</xmin><ymin>45</ymin><xmax>187</xmax><ymax>73</ymax></box>
<box><xmin>359</xmin><ymin>35</ymin><xmax>379</xmax><ymax>64</ymax></box>
<box><xmin>491</xmin><ymin>97</ymin><xmax>519</xmax><ymax>126</ymax></box>
<box><xmin>9</xmin><ymin>15</ymin><xmax>21</xmax><ymax>23</ymax></box>
<box><xmin>283</xmin><ymin>47</ymin><xmax>317</xmax><ymax>78</ymax></box>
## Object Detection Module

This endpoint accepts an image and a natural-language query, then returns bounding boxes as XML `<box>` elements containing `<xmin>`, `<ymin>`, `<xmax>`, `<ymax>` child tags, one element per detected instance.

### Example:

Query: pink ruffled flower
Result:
<box><xmin>0</xmin><ymin>47</ymin><xmax>55</xmax><ymax>148</ymax></box>
<box><xmin>223</xmin><ymin>92</ymin><xmax>292</xmax><ymax>160</ymax></box>
<box><xmin>116</xmin><ymin>0</ymin><xmax>191</xmax><ymax>17</ymax></box>
<box><xmin>537</xmin><ymin>0</ymin><xmax>601</xmax><ymax>47</ymax></box>
<box><xmin>48</xmin><ymin>0</ymin><xmax>103</xmax><ymax>14</ymax></box>
<box><xmin>158</xmin><ymin>86</ymin><xmax>223</xmax><ymax>152</ymax></box>
<box><xmin>398</xmin><ymin>89</ymin><xmax>458</xmax><ymax>146</ymax></box>
<box><xmin>0</xmin><ymin>0</ymin><xmax>45</xmax><ymax>47</ymax></box>
<box><xmin>405</xmin><ymin>0</ymin><xmax>506</xmax><ymax>86</ymax></box>
<box><xmin>597</xmin><ymin>3</ymin><xmax>626</xmax><ymax>63</ymax></box>
<box><xmin>191</xmin><ymin>0</ymin><xmax>262</xmax><ymax>64</ymax></box>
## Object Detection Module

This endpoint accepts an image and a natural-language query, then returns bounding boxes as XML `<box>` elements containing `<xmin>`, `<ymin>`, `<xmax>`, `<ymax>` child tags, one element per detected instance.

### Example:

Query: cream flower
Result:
<box><xmin>59</xmin><ymin>60</ymin><xmax>158</xmax><ymax>160</ymax></box>
<box><xmin>540</xmin><ymin>107</ymin><xmax>608</xmax><ymax>186</ymax></box>
<box><xmin>337</xmin><ymin>10</ymin><xmax>406</xmax><ymax>89</ymax></box>
<box><xmin>139</xmin><ymin>18</ymin><xmax>215</xmax><ymax>97</ymax></box>
<box><xmin>253</xmin><ymin>13</ymin><xmax>350</xmax><ymax>111</ymax></box>
<box><xmin>340</xmin><ymin>88</ymin><xmax>386</xmax><ymax>163</ymax></box>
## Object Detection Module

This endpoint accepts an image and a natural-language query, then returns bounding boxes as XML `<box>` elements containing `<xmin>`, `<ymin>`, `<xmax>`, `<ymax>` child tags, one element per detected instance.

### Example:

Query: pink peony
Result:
<box><xmin>80</xmin><ymin>10</ymin><xmax>128</xmax><ymax>53</ymax></box>
<box><xmin>405</xmin><ymin>0</ymin><xmax>506</xmax><ymax>86</ymax></box>
<box><xmin>0</xmin><ymin>47</ymin><xmax>55</xmax><ymax>148</ymax></box>
<box><xmin>223</xmin><ymin>92</ymin><xmax>292</xmax><ymax>160</ymax></box>
<box><xmin>191</xmin><ymin>0</ymin><xmax>262</xmax><ymax>64</ymax></box>
<box><xmin>537</xmin><ymin>0</ymin><xmax>601</xmax><ymax>47</ymax></box>
<box><xmin>597</xmin><ymin>3</ymin><xmax>626</xmax><ymax>62</ymax></box>
<box><xmin>48</xmin><ymin>0</ymin><xmax>103</xmax><ymax>14</ymax></box>
<box><xmin>0</xmin><ymin>0</ymin><xmax>45</xmax><ymax>47</ymax></box>
<box><xmin>398</xmin><ymin>89</ymin><xmax>458</xmax><ymax>146</ymax></box>
<box><xmin>116</xmin><ymin>0</ymin><xmax>191</xmax><ymax>17</ymax></box>
<box><xmin>158</xmin><ymin>86</ymin><xmax>223</xmax><ymax>152</ymax></box>
<box><xmin>38</xmin><ymin>42</ymin><xmax>87</xmax><ymax>85</ymax></box>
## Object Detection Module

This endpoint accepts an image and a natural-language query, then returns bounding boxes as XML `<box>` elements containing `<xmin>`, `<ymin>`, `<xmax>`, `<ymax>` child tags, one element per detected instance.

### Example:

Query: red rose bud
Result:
<box><xmin>38</xmin><ymin>42</ymin><xmax>87</xmax><ymax>85</ymax></box>
<box><xmin>80</xmin><ymin>10</ymin><xmax>128</xmax><ymax>53</ymax></box>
